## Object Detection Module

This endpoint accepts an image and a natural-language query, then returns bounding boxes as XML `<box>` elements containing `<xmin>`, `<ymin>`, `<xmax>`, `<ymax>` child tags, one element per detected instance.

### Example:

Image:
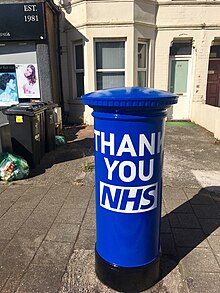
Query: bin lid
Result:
<box><xmin>82</xmin><ymin>87</ymin><xmax>178</xmax><ymax>109</ymax></box>
<box><xmin>3</xmin><ymin>103</ymin><xmax>47</xmax><ymax>116</ymax></box>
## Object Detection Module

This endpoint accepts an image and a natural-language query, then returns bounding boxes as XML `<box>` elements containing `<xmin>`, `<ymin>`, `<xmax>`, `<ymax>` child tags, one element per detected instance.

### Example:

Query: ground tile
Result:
<box><xmin>14</xmin><ymin>186</ymin><xmax>48</xmax><ymax>209</ymax></box>
<box><xmin>87</xmin><ymin>198</ymin><xmax>96</xmax><ymax>214</ymax></box>
<box><xmin>45</xmin><ymin>223</ymin><xmax>79</xmax><ymax>243</ymax></box>
<box><xmin>199</xmin><ymin>218</ymin><xmax>220</xmax><ymax>235</ymax></box>
<box><xmin>160</xmin><ymin>233</ymin><xmax>177</xmax><ymax>257</ymax></box>
<box><xmin>163</xmin><ymin>187</ymin><xmax>188</xmax><ymax>201</ymax></box>
<box><xmin>1</xmin><ymin>270</ymin><xmax>25</xmax><ymax>293</ymax></box>
<box><xmin>192</xmin><ymin>205</ymin><xmax>220</xmax><ymax>219</ymax></box>
<box><xmin>207</xmin><ymin>235</ymin><xmax>220</xmax><ymax>265</ymax></box>
<box><xmin>0</xmin><ymin>242</ymin><xmax>35</xmax><ymax>272</ymax></box>
<box><xmin>186</xmin><ymin>272</ymin><xmax>220</xmax><ymax>293</ymax></box>
<box><xmin>179</xmin><ymin>247</ymin><xmax>220</xmax><ymax>273</ymax></box>
<box><xmin>164</xmin><ymin>198</ymin><xmax>193</xmax><ymax>214</ymax></box>
<box><xmin>160</xmin><ymin>216</ymin><xmax>172</xmax><ymax>233</ymax></box>
<box><xmin>15</xmin><ymin>264</ymin><xmax>64</xmax><ymax>293</ymax></box>
<box><xmin>9</xmin><ymin>228</ymin><xmax>47</xmax><ymax>251</ymax></box>
<box><xmin>81</xmin><ymin>213</ymin><xmax>96</xmax><ymax>230</ymax></box>
<box><xmin>172</xmin><ymin>228</ymin><xmax>207</xmax><ymax>248</ymax></box>
<box><xmin>0</xmin><ymin>269</ymin><xmax>10</xmax><ymax>291</ymax></box>
<box><xmin>74</xmin><ymin>229</ymin><xmax>96</xmax><ymax>250</ymax></box>
<box><xmin>0</xmin><ymin>231</ymin><xmax>16</xmax><ymax>241</ymax></box>
<box><xmin>63</xmin><ymin>195</ymin><xmax>90</xmax><ymax>209</ymax></box>
<box><xmin>168</xmin><ymin>213</ymin><xmax>200</xmax><ymax>229</ymax></box>
<box><xmin>0</xmin><ymin>207</ymin><xmax>33</xmax><ymax>227</ymax></box>
<box><xmin>32</xmin><ymin>241</ymin><xmax>73</xmax><ymax>269</ymax></box>
<box><xmin>55</xmin><ymin>207</ymin><xmax>85</xmax><ymax>224</ymax></box>
<box><xmin>67</xmin><ymin>185</ymin><xmax>94</xmax><ymax>198</ymax></box>
<box><xmin>21</xmin><ymin>204</ymin><xmax>61</xmax><ymax>230</ymax></box>
<box><xmin>0</xmin><ymin>240</ymin><xmax>8</xmax><ymax>254</ymax></box>
<box><xmin>184</xmin><ymin>187</ymin><xmax>215</xmax><ymax>205</ymax></box>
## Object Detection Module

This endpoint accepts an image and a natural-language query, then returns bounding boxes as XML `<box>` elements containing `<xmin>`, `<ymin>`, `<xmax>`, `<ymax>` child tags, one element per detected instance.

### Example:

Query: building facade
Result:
<box><xmin>55</xmin><ymin>0</ymin><xmax>220</xmax><ymax>140</ymax></box>
<box><xmin>0</xmin><ymin>0</ymin><xmax>62</xmax><ymax>109</ymax></box>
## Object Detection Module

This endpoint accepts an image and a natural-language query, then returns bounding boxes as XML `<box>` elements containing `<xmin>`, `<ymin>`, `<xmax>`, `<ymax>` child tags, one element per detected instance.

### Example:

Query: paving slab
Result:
<box><xmin>16</xmin><ymin>264</ymin><xmax>64</xmax><ymax>293</ymax></box>
<box><xmin>185</xmin><ymin>272</ymin><xmax>220</xmax><ymax>293</ymax></box>
<box><xmin>45</xmin><ymin>223</ymin><xmax>80</xmax><ymax>243</ymax></box>
<box><xmin>32</xmin><ymin>241</ymin><xmax>73</xmax><ymax>269</ymax></box>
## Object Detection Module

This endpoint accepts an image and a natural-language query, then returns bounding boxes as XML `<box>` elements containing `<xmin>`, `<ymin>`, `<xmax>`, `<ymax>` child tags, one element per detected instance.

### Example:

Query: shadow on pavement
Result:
<box><xmin>29</xmin><ymin>125</ymin><xmax>94</xmax><ymax>178</ymax></box>
<box><xmin>160</xmin><ymin>186</ymin><xmax>220</xmax><ymax>280</ymax></box>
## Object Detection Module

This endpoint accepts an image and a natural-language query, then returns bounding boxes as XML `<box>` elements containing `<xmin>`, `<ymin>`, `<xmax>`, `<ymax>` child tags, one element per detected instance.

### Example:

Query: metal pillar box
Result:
<box><xmin>82</xmin><ymin>87</ymin><xmax>178</xmax><ymax>292</ymax></box>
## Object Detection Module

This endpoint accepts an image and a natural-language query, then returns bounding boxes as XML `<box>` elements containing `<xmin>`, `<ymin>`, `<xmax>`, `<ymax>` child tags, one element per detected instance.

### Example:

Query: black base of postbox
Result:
<box><xmin>95</xmin><ymin>250</ymin><xmax>160</xmax><ymax>292</ymax></box>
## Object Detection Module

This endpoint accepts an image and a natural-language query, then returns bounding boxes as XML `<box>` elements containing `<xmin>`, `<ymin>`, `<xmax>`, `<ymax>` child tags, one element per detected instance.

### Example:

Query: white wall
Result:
<box><xmin>155</xmin><ymin>1</ymin><xmax>220</xmax><ymax>122</ymax></box>
<box><xmin>57</xmin><ymin>0</ymin><xmax>220</xmax><ymax>139</ymax></box>
<box><xmin>191</xmin><ymin>102</ymin><xmax>220</xmax><ymax>140</ymax></box>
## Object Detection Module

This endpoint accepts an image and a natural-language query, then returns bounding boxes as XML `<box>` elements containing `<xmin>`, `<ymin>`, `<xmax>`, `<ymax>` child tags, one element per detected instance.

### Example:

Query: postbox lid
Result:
<box><xmin>82</xmin><ymin>87</ymin><xmax>178</xmax><ymax>108</ymax></box>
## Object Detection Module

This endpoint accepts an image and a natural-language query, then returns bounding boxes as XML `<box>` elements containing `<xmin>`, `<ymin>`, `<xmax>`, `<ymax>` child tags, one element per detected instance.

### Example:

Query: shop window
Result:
<box><xmin>73</xmin><ymin>43</ymin><xmax>84</xmax><ymax>97</ymax></box>
<box><xmin>137</xmin><ymin>42</ymin><xmax>148</xmax><ymax>87</ymax></box>
<box><xmin>95</xmin><ymin>41</ymin><xmax>125</xmax><ymax>90</ymax></box>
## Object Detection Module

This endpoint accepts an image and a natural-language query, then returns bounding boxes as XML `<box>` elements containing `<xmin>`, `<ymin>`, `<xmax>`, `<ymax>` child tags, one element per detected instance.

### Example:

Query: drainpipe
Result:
<box><xmin>46</xmin><ymin>0</ymin><xmax>64</xmax><ymax>110</ymax></box>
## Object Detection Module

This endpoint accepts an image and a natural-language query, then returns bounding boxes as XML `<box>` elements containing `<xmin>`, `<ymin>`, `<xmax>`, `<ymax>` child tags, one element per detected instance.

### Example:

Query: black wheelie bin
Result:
<box><xmin>4</xmin><ymin>103</ymin><xmax>47</xmax><ymax>168</ymax></box>
<box><xmin>44</xmin><ymin>103</ymin><xmax>56</xmax><ymax>152</ymax></box>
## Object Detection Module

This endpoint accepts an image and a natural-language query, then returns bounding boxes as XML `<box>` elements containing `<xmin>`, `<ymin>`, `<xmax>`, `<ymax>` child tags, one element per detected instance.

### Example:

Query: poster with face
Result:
<box><xmin>0</xmin><ymin>65</ymin><xmax>19</xmax><ymax>106</ymax></box>
<box><xmin>16</xmin><ymin>64</ymin><xmax>40</xmax><ymax>99</ymax></box>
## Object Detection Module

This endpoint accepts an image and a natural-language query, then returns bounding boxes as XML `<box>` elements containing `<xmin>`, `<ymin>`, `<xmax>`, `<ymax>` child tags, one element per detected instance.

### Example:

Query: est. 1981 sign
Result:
<box><xmin>0</xmin><ymin>3</ymin><xmax>46</xmax><ymax>41</ymax></box>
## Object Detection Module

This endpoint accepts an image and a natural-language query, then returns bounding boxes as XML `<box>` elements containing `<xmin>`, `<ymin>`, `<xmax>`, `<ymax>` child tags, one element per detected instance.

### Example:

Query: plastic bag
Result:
<box><xmin>55</xmin><ymin>135</ymin><xmax>65</xmax><ymax>146</ymax></box>
<box><xmin>0</xmin><ymin>153</ymin><xmax>29</xmax><ymax>182</ymax></box>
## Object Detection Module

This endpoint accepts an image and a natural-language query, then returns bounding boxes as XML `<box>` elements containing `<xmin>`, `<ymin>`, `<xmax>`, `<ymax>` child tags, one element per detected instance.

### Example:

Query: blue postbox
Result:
<box><xmin>82</xmin><ymin>87</ymin><xmax>178</xmax><ymax>292</ymax></box>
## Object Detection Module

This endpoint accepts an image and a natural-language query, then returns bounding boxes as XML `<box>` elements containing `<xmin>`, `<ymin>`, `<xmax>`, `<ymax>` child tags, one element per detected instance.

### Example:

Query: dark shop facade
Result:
<box><xmin>0</xmin><ymin>0</ymin><xmax>62</xmax><ymax>123</ymax></box>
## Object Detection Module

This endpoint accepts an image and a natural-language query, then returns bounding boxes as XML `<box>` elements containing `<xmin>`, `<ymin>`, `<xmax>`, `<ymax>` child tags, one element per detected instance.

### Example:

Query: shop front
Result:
<box><xmin>0</xmin><ymin>0</ymin><xmax>62</xmax><ymax>118</ymax></box>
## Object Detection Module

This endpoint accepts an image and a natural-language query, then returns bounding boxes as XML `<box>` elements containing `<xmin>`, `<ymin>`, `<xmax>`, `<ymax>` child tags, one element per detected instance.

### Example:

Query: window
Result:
<box><xmin>170</xmin><ymin>60</ymin><xmax>189</xmax><ymax>94</ymax></box>
<box><xmin>73</xmin><ymin>43</ymin><xmax>84</xmax><ymax>97</ymax></box>
<box><xmin>169</xmin><ymin>41</ymin><xmax>192</xmax><ymax>95</ymax></box>
<box><xmin>95</xmin><ymin>41</ymin><xmax>125</xmax><ymax>90</ymax></box>
<box><xmin>137</xmin><ymin>42</ymin><xmax>148</xmax><ymax>87</ymax></box>
<box><xmin>170</xmin><ymin>42</ymin><xmax>192</xmax><ymax>56</ymax></box>
<box><xmin>209</xmin><ymin>45</ymin><xmax>220</xmax><ymax>58</ymax></box>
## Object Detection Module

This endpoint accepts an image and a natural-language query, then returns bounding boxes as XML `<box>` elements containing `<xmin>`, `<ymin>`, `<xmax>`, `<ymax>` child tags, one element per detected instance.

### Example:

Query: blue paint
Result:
<box><xmin>82</xmin><ymin>87</ymin><xmax>177</xmax><ymax>268</ymax></box>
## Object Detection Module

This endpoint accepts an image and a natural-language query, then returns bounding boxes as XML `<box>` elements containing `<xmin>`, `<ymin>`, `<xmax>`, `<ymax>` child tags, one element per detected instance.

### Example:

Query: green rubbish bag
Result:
<box><xmin>0</xmin><ymin>153</ymin><xmax>29</xmax><ymax>182</ymax></box>
<box><xmin>55</xmin><ymin>135</ymin><xmax>65</xmax><ymax>146</ymax></box>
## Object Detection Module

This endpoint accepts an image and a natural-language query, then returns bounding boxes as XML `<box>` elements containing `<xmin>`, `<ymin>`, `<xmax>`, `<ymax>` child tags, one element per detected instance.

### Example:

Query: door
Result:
<box><xmin>169</xmin><ymin>57</ymin><xmax>192</xmax><ymax>119</ymax></box>
<box><xmin>206</xmin><ymin>60</ymin><xmax>220</xmax><ymax>107</ymax></box>
<box><xmin>170</xmin><ymin>59</ymin><xmax>189</xmax><ymax>94</ymax></box>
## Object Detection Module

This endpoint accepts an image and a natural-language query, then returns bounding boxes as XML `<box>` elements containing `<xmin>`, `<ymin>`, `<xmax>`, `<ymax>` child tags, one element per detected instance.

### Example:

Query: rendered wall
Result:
<box><xmin>57</xmin><ymin>0</ymin><xmax>157</xmax><ymax>124</ymax></box>
<box><xmin>56</xmin><ymin>0</ymin><xmax>220</xmax><ymax>138</ymax></box>
<box><xmin>191</xmin><ymin>102</ymin><xmax>220</xmax><ymax>140</ymax></box>
<box><xmin>155</xmin><ymin>2</ymin><xmax>220</xmax><ymax>120</ymax></box>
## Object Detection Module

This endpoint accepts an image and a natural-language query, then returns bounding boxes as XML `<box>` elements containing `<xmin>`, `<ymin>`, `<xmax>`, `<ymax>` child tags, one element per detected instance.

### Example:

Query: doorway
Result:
<box><xmin>169</xmin><ymin>56</ymin><xmax>192</xmax><ymax>119</ymax></box>
<box><xmin>206</xmin><ymin>59</ymin><xmax>220</xmax><ymax>107</ymax></box>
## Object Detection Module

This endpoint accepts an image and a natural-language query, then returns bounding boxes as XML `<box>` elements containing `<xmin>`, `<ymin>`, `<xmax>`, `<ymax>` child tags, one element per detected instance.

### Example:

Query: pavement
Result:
<box><xmin>0</xmin><ymin>123</ymin><xmax>219</xmax><ymax>293</ymax></box>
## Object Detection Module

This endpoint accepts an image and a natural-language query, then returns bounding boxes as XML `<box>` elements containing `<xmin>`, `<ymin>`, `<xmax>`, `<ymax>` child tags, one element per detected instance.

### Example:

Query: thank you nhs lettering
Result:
<box><xmin>94</xmin><ymin>130</ymin><xmax>164</xmax><ymax>214</ymax></box>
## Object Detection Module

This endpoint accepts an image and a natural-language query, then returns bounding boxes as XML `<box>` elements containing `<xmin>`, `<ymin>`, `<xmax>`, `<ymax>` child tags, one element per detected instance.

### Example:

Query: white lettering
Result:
<box><xmin>94</xmin><ymin>129</ymin><xmax>100</xmax><ymax>151</ymax></box>
<box><xmin>138</xmin><ymin>159</ymin><xmax>154</xmax><ymax>181</ymax></box>
<box><xmin>94</xmin><ymin>130</ymin><xmax>164</xmax><ymax>156</ymax></box>
<box><xmin>139</xmin><ymin>133</ymin><xmax>155</xmax><ymax>156</ymax></box>
<box><xmin>104</xmin><ymin>158</ymin><xmax>119</xmax><ymax>180</ymax></box>
<box><xmin>157</xmin><ymin>132</ymin><xmax>164</xmax><ymax>154</ymax></box>
<box><xmin>119</xmin><ymin>161</ymin><xmax>136</xmax><ymax>182</ymax></box>
<box><xmin>100</xmin><ymin>181</ymin><xmax>158</xmax><ymax>213</ymax></box>
<box><xmin>101</xmin><ymin>132</ymin><xmax>115</xmax><ymax>155</ymax></box>
<box><xmin>116</xmin><ymin>134</ymin><xmax>137</xmax><ymax>157</ymax></box>
<box><xmin>24</xmin><ymin>5</ymin><xmax>37</xmax><ymax>12</ymax></box>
